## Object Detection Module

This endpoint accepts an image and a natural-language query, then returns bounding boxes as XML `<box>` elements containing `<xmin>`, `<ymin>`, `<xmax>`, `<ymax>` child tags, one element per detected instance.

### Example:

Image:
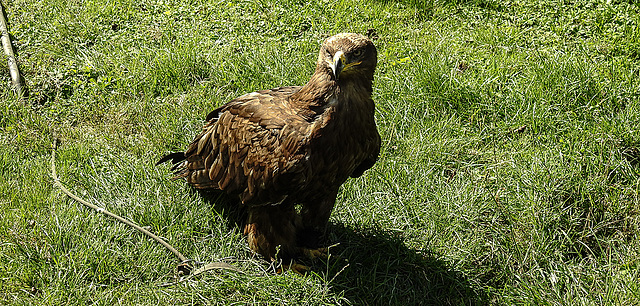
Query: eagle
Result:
<box><xmin>157</xmin><ymin>33</ymin><xmax>380</xmax><ymax>270</ymax></box>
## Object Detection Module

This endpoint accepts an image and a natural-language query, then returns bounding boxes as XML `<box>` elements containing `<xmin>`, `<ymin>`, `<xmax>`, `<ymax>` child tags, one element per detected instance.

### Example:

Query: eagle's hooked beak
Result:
<box><xmin>331</xmin><ymin>51</ymin><xmax>362</xmax><ymax>80</ymax></box>
<box><xmin>331</xmin><ymin>51</ymin><xmax>346</xmax><ymax>80</ymax></box>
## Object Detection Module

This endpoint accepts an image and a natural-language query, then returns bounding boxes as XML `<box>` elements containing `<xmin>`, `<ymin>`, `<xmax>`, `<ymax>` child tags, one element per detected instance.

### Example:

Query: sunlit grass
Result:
<box><xmin>1</xmin><ymin>0</ymin><xmax>639</xmax><ymax>304</ymax></box>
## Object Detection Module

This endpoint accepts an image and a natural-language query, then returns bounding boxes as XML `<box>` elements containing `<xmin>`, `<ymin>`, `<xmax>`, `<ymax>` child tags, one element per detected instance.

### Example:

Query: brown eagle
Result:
<box><xmin>158</xmin><ymin>33</ymin><xmax>380</xmax><ymax>269</ymax></box>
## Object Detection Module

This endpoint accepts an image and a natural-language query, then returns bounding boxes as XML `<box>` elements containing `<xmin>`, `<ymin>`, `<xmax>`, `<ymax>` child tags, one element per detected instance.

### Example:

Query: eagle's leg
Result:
<box><xmin>297</xmin><ymin>190</ymin><xmax>338</xmax><ymax>258</ymax></box>
<box><xmin>243</xmin><ymin>205</ymin><xmax>319</xmax><ymax>274</ymax></box>
<box><xmin>243</xmin><ymin>205</ymin><xmax>299</xmax><ymax>262</ymax></box>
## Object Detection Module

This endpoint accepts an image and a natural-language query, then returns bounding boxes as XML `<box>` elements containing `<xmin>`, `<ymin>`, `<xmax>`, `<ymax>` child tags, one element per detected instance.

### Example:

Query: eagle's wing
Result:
<box><xmin>350</xmin><ymin>99</ymin><xmax>381</xmax><ymax>178</ymax></box>
<box><xmin>173</xmin><ymin>86</ymin><xmax>311</xmax><ymax>205</ymax></box>
<box><xmin>350</xmin><ymin>137</ymin><xmax>380</xmax><ymax>178</ymax></box>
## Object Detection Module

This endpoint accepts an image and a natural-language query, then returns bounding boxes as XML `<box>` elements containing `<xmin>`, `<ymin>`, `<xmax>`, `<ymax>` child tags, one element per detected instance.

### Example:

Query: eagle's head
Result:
<box><xmin>317</xmin><ymin>33</ymin><xmax>377</xmax><ymax>84</ymax></box>
<box><xmin>292</xmin><ymin>33</ymin><xmax>377</xmax><ymax>109</ymax></box>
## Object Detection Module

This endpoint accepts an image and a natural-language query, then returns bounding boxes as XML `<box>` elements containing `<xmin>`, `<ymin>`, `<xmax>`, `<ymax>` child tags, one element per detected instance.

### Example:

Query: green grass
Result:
<box><xmin>1</xmin><ymin>0</ymin><xmax>639</xmax><ymax>304</ymax></box>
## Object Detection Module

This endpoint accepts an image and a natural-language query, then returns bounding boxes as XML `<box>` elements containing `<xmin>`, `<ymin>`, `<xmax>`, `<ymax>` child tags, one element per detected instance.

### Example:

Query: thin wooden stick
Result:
<box><xmin>0</xmin><ymin>1</ymin><xmax>23</xmax><ymax>96</ymax></box>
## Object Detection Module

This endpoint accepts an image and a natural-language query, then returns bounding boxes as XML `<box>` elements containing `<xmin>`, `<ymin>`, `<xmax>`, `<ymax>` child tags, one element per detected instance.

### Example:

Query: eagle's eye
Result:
<box><xmin>352</xmin><ymin>49</ymin><xmax>364</xmax><ymax>58</ymax></box>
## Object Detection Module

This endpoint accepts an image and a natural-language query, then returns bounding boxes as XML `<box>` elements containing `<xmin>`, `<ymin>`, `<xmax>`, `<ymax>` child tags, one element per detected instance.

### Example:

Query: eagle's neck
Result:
<box><xmin>289</xmin><ymin>70</ymin><xmax>336</xmax><ymax>109</ymax></box>
<box><xmin>289</xmin><ymin>68</ymin><xmax>373</xmax><ymax>119</ymax></box>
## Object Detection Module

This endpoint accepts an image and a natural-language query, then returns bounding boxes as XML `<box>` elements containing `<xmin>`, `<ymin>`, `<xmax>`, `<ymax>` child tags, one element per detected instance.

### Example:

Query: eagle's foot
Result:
<box><xmin>275</xmin><ymin>248</ymin><xmax>328</xmax><ymax>274</ymax></box>
<box><xmin>277</xmin><ymin>262</ymin><xmax>310</xmax><ymax>275</ymax></box>
<box><xmin>302</xmin><ymin>247</ymin><xmax>328</xmax><ymax>260</ymax></box>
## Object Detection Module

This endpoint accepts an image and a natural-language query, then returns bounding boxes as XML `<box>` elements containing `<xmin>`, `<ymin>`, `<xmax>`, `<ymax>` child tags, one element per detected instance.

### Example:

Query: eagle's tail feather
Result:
<box><xmin>156</xmin><ymin>152</ymin><xmax>187</xmax><ymax>166</ymax></box>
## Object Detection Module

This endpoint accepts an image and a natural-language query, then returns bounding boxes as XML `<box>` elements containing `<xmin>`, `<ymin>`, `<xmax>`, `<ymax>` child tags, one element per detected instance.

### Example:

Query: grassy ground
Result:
<box><xmin>1</xmin><ymin>0</ymin><xmax>639</xmax><ymax>304</ymax></box>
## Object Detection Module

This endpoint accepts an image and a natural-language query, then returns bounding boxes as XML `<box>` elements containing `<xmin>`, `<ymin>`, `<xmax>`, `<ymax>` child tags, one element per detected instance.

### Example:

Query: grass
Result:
<box><xmin>1</xmin><ymin>0</ymin><xmax>639</xmax><ymax>304</ymax></box>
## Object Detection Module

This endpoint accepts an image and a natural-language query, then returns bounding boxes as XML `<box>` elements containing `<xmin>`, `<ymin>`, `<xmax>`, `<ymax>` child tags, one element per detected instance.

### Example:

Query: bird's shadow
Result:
<box><xmin>319</xmin><ymin>223</ymin><xmax>487</xmax><ymax>305</ymax></box>
<box><xmin>196</xmin><ymin>190</ymin><xmax>485</xmax><ymax>305</ymax></box>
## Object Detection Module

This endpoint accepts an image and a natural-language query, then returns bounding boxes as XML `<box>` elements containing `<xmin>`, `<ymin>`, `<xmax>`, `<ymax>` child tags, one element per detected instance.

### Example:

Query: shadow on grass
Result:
<box><xmin>195</xmin><ymin>190</ymin><xmax>247</xmax><ymax>230</ymax></box>
<box><xmin>194</xmin><ymin>190</ymin><xmax>484</xmax><ymax>304</ymax></box>
<box><xmin>372</xmin><ymin>0</ymin><xmax>504</xmax><ymax>10</ymax></box>
<box><xmin>322</xmin><ymin>223</ymin><xmax>486</xmax><ymax>305</ymax></box>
